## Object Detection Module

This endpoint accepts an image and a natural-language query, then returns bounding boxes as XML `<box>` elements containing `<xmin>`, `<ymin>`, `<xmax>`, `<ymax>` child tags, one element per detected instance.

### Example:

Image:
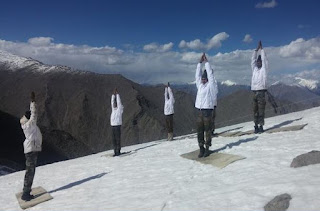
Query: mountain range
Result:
<box><xmin>1</xmin><ymin>50</ymin><xmax>320</xmax><ymax>173</ymax></box>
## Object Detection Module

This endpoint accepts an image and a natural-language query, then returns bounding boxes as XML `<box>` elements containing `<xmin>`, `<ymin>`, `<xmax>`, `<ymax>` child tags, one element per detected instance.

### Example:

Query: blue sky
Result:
<box><xmin>0</xmin><ymin>0</ymin><xmax>320</xmax><ymax>84</ymax></box>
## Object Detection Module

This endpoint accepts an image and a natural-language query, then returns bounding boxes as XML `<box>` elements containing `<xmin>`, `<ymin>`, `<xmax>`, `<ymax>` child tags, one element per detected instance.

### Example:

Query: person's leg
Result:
<box><xmin>165</xmin><ymin>115</ymin><xmax>170</xmax><ymax>140</ymax></box>
<box><xmin>168</xmin><ymin>115</ymin><xmax>173</xmax><ymax>140</ymax></box>
<box><xmin>115</xmin><ymin>126</ymin><xmax>121</xmax><ymax>155</ymax></box>
<box><xmin>197</xmin><ymin>110</ymin><xmax>205</xmax><ymax>157</ymax></box>
<box><xmin>252</xmin><ymin>92</ymin><xmax>259</xmax><ymax>133</ymax></box>
<box><xmin>22</xmin><ymin>152</ymin><xmax>38</xmax><ymax>200</ymax></box>
<box><xmin>112</xmin><ymin>126</ymin><xmax>118</xmax><ymax>156</ymax></box>
<box><xmin>212</xmin><ymin>107</ymin><xmax>216</xmax><ymax>135</ymax></box>
<box><xmin>165</xmin><ymin>115</ymin><xmax>173</xmax><ymax>141</ymax></box>
<box><xmin>257</xmin><ymin>91</ymin><xmax>266</xmax><ymax>132</ymax></box>
<box><xmin>204</xmin><ymin>110</ymin><xmax>213</xmax><ymax>157</ymax></box>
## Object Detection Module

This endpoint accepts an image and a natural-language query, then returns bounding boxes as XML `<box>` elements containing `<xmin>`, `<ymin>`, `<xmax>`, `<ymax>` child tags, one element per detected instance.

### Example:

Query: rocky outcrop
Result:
<box><xmin>264</xmin><ymin>193</ymin><xmax>292</xmax><ymax>211</ymax></box>
<box><xmin>290</xmin><ymin>150</ymin><xmax>320</xmax><ymax>168</ymax></box>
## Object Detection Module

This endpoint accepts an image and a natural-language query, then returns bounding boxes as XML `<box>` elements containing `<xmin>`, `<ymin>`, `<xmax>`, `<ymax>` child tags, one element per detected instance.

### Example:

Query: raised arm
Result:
<box><xmin>111</xmin><ymin>94</ymin><xmax>115</xmax><ymax>110</ymax></box>
<box><xmin>260</xmin><ymin>49</ymin><xmax>268</xmax><ymax>70</ymax></box>
<box><xmin>205</xmin><ymin>62</ymin><xmax>214</xmax><ymax>84</ymax></box>
<box><xmin>29</xmin><ymin>102</ymin><xmax>37</xmax><ymax>123</ymax></box>
<box><xmin>195</xmin><ymin>53</ymin><xmax>205</xmax><ymax>88</ymax></box>
<box><xmin>116</xmin><ymin>94</ymin><xmax>122</xmax><ymax>106</ymax></box>
<box><xmin>164</xmin><ymin>87</ymin><xmax>168</xmax><ymax>100</ymax></box>
<box><xmin>167</xmin><ymin>87</ymin><xmax>175</xmax><ymax>104</ymax></box>
<box><xmin>116</xmin><ymin>94</ymin><xmax>124</xmax><ymax>112</ymax></box>
<box><xmin>30</xmin><ymin>92</ymin><xmax>37</xmax><ymax>121</ymax></box>
<box><xmin>195</xmin><ymin>63</ymin><xmax>202</xmax><ymax>89</ymax></box>
<box><xmin>251</xmin><ymin>50</ymin><xmax>258</xmax><ymax>71</ymax></box>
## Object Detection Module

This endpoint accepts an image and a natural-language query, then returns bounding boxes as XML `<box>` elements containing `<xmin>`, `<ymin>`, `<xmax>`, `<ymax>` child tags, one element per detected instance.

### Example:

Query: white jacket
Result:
<box><xmin>164</xmin><ymin>87</ymin><xmax>175</xmax><ymax>115</ymax></box>
<box><xmin>195</xmin><ymin>62</ymin><xmax>218</xmax><ymax>109</ymax></box>
<box><xmin>212</xmin><ymin>72</ymin><xmax>218</xmax><ymax>107</ymax></box>
<box><xmin>20</xmin><ymin>102</ymin><xmax>42</xmax><ymax>154</ymax></box>
<box><xmin>251</xmin><ymin>49</ymin><xmax>268</xmax><ymax>91</ymax></box>
<box><xmin>110</xmin><ymin>94</ymin><xmax>124</xmax><ymax>126</ymax></box>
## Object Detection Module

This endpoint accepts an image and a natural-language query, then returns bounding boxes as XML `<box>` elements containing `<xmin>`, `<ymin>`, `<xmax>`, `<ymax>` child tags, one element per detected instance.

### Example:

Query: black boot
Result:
<box><xmin>204</xmin><ymin>146</ymin><xmax>210</xmax><ymax>157</ymax></box>
<box><xmin>259</xmin><ymin>125</ymin><xmax>264</xmax><ymax>133</ymax></box>
<box><xmin>113</xmin><ymin>149</ymin><xmax>120</xmax><ymax>156</ymax></box>
<box><xmin>198</xmin><ymin>146</ymin><xmax>205</xmax><ymax>158</ymax></box>
<box><xmin>254</xmin><ymin>125</ymin><xmax>259</xmax><ymax>134</ymax></box>
<box><xmin>21</xmin><ymin>193</ymin><xmax>34</xmax><ymax>201</ymax></box>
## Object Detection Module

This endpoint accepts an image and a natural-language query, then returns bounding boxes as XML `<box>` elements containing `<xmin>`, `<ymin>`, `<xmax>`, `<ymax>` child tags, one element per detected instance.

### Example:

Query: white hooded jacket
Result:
<box><xmin>195</xmin><ymin>62</ymin><xmax>218</xmax><ymax>109</ymax></box>
<box><xmin>20</xmin><ymin>102</ymin><xmax>42</xmax><ymax>154</ymax></box>
<box><xmin>251</xmin><ymin>49</ymin><xmax>268</xmax><ymax>91</ymax></box>
<box><xmin>164</xmin><ymin>87</ymin><xmax>175</xmax><ymax>115</ymax></box>
<box><xmin>110</xmin><ymin>94</ymin><xmax>124</xmax><ymax>126</ymax></box>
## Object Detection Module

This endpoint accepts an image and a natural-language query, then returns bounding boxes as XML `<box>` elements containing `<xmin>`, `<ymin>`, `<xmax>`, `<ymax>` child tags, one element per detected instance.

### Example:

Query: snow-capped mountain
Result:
<box><xmin>294</xmin><ymin>77</ymin><xmax>319</xmax><ymax>90</ymax></box>
<box><xmin>0</xmin><ymin>50</ymin><xmax>78</xmax><ymax>74</ymax></box>
<box><xmin>221</xmin><ymin>80</ymin><xmax>237</xmax><ymax>86</ymax></box>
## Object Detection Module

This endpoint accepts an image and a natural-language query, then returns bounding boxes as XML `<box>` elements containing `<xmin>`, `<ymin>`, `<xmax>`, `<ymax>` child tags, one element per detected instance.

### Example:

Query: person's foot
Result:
<box><xmin>254</xmin><ymin>125</ymin><xmax>259</xmax><ymax>134</ymax></box>
<box><xmin>259</xmin><ymin>125</ymin><xmax>264</xmax><ymax>133</ymax></box>
<box><xmin>198</xmin><ymin>146</ymin><xmax>205</xmax><ymax>158</ymax></box>
<box><xmin>211</xmin><ymin>131</ymin><xmax>217</xmax><ymax>137</ymax></box>
<box><xmin>204</xmin><ymin>146</ymin><xmax>210</xmax><ymax>157</ymax></box>
<box><xmin>113</xmin><ymin>151</ymin><xmax>121</xmax><ymax>156</ymax></box>
<box><xmin>21</xmin><ymin>193</ymin><xmax>34</xmax><ymax>201</ymax></box>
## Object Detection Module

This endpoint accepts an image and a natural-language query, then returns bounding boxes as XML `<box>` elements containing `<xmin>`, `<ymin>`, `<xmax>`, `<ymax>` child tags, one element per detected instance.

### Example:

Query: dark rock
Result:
<box><xmin>264</xmin><ymin>193</ymin><xmax>292</xmax><ymax>211</ymax></box>
<box><xmin>290</xmin><ymin>150</ymin><xmax>320</xmax><ymax>168</ymax></box>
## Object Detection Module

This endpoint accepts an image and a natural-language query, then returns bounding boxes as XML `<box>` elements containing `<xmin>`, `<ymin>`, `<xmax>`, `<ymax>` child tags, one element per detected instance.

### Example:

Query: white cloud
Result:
<box><xmin>143</xmin><ymin>42</ymin><xmax>173</xmax><ymax>53</ymax></box>
<box><xmin>243</xmin><ymin>34</ymin><xmax>253</xmax><ymax>43</ymax></box>
<box><xmin>0</xmin><ymin>38</ymin><xmax>125</xmax><ymax>67</ymax></box>
<box><xmin>255</xmin><ymin>0</ymin><xmax>278</xmax><ymax>8</ymax></box>
<box><xmin>0</xmin><ymin>36</ymin><xmax>320</xmax><ymax>85</ymax></box>
<box><xmin>28</xmin><ymin>37</ymin><xmax>54</xmax><ymax>46</ymax></box>
<box><xmin>279</xmin><ymin>37</ymin><xmax>320</xmax><ymax>59</ymax></box>
<box><xmin>179</xmin><ymin>32</ymin><xmax>229</xmax><ymax>51</ymax></box>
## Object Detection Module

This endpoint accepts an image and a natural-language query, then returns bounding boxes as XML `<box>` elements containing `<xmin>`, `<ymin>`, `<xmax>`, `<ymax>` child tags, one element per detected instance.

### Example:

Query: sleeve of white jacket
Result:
<box><xmin>111</xmin><ymin>94</ymin><xmax>115</xmax><ymax>111</ymax></box>
<box><xmin>205</xmin><ymin>62</ymin><xmax>214</xmax><ymax>83</ymax></box>
<box><xmin>251</xmin><ymin>50</ymin><xmax>258</xmax><ymax>71</ymax></box>
<box><xmin>205</xmin><ymin>62</ymin><xmax>218</xmax><ymax>103</ymax></box>
<box><xmin>195</xmin><ymin>63</ymin><xmax>202</xmax><ymax>89</ymax></box>
<box><xmin>29</xmin><ymin>101</ymin><xmax>37</xmax><ymax>123</ymax></box>
<box><xmin>116</xmin><ymin>94</ymin><xmax>124</xmax><ymax>113</ymax></box>
<box><xmin>261</xmin><ymin>49</ymin><xmax>268</xmax><ymax>71</ymax></box>
<box><xmin>164</xmin><ymin>87</ymin><xmax>168</xmax><ymax>101</ymax></box>
<box><xmin>168</xmin><ymin>87</ymin><xmax>175</xmax><ymax>104</ymax></box>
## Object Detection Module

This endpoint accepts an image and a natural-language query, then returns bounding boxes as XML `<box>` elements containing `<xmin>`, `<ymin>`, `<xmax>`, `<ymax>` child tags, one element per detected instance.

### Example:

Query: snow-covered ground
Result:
<box><xmin>1</xmin><ymin>107</ymin><xmax>320</xmax><ymax>211</ymax></box>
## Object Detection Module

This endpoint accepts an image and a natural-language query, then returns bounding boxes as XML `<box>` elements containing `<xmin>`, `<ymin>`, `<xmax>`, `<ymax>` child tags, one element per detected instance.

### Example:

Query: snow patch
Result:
<box><xmin>188</xmin><ymin>80</ymin><xmax>196</xmax><ymax>85</ymax></box>
<box><xmin>221</xmin><ymin>80</ymin><xmax>237</xmax><ymax>86</ymax></box>
<box><xmin>0</xmin><ymin>50</ymin><xmax>77</xmax><ymax>74</ymax></box>
<box><xmin>271</xmin><ymin>81</ymin><xmax>281</xmax><ymax>86</ymax></box>
<box><xmin>295</xmin><ymin>77</ymin><xmax>319</xmax><ymax>90</ymax></box>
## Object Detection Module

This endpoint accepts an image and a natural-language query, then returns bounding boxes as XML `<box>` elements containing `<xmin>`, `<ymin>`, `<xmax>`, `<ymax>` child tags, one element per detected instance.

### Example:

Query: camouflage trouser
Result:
<box><xmin>197</xmin><ymin>109</ymin><xmax>213</xmax><ymax>147</ymax></box>
<box><xmin>165</xmin><ymin>114</ymin><xmax>174</xmax><ymax>133</ymax></box>
<box><xmin>112</xmin><ymin>126</ymin><xmax>121</xmax><ymax>154</ymax></box>
<box><xmin>212</xmin><ymin>106</ymin><xmax>216</xmax><ymax>133</ymax></box>
<box><xmin>253</xmin><ymin>90</ymin><xmax>266</xmax><ymax>126</ymax></box>
<box><xmin>23</xmin><ymin>152</ymin><xmax>38</xmax><ymax>195</ymax></box>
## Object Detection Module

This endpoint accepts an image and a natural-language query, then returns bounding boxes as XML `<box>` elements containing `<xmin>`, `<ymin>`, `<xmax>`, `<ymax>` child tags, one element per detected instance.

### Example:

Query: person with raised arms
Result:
<box><xmin>195</xmin><ymin>53</ymin><xmax>218</xmax><ymax>158</ymax></box>
<box><xmin>251</xmin><ymin>40</ymin><xmax>268</xmax><ymax>133</ymax></box>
